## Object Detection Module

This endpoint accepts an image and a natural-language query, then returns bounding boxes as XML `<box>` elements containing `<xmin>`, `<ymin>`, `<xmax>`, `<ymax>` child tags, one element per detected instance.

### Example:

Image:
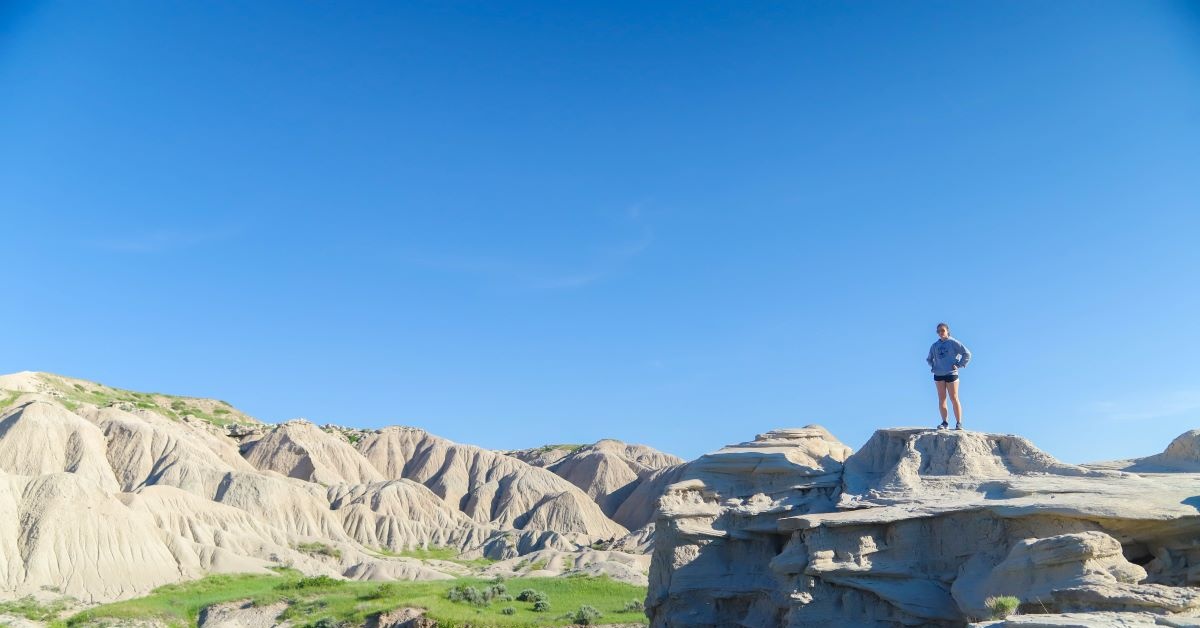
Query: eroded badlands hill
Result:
<box><xmin>0</xmin><ymin>372</ymin><xmax>659</xmax><ymax>603</ymax></box>
<box><xmin>648</xmin><ymin>425</ymin><xmax>1200</xmax><ymax>627</ymax></box>
<box><xmin>506</xmin><ymin>439</ymin><xmax>684</xmax><ymax>526</ymax></box>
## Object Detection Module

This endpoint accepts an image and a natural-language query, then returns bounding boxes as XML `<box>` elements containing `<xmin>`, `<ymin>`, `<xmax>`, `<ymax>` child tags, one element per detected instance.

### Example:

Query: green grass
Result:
<box><xmin>0</xmin><ymin>390</ymin><xmax>24</xmax><ymax>411</ymax></box>
<box><xmin>0</xmin><ymin>595</ymin><xmax>72</xmax><ymax>622</ymax></box>
<box><xmin>986</xmin><ymin>595</ymin><xmax>1020</xmax><ymax>619</ymax></box>
<box><xmin>65</xmin><ymin>573</ymin><xmax>292</xmax><ymax>628</ymax></box>
<box><xmin>395</xmin><ymin>546</ymin><xmax>459</xmax><ymax>561</ymax></box>
<box><xmin>66</xmin><ymin>572</ymin><xmax>647</xmax><ymax>628</ymax></box>
<box><xmin>33</xmin><ymin>374</ymin><xmax>255</xmax><ymax>428</ymax></box>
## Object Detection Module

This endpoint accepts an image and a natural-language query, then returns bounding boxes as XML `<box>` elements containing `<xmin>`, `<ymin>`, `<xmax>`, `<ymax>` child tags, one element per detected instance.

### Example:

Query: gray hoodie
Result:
<box><xmin>927</xmin><ymin>337</ymin><xmax>971</xmax><ymax>376</ymax></box>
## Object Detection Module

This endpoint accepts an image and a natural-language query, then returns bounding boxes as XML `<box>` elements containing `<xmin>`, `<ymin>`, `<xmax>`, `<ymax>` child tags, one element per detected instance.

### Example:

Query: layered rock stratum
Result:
<box><xmin>648</xmin><ymin>425</ymin><xmax>1200</xmax><ymax>627</ymax></box>
<box><xmin>0</xmin><ymin>371</ymin><xmax>660</xmax><ymax>604</ymax></box>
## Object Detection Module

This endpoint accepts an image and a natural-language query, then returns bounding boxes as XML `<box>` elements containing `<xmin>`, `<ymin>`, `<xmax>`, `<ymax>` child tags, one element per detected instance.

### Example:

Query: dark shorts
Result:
<box><xmin>934</xmin><ymin>373</ymin><xmax>959</xmax><ymax>383</ymax></box>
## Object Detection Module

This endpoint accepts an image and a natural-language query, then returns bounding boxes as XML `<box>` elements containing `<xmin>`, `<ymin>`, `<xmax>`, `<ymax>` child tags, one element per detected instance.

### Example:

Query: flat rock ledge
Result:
<box><xmin>648</xmin><ymin>425</ymin><xmax>1200</xmax><ymax>627</ymax></box>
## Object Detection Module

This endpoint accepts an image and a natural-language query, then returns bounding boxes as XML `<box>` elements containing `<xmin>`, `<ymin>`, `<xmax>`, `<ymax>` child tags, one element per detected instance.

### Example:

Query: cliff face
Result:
<box><xmin>648</xmin><ymin>426</ymin><xmax>1200</xmax><ymax>627</ymax></box>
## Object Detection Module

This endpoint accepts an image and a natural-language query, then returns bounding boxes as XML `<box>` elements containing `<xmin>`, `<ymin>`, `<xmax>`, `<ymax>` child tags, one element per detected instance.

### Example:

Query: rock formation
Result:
<box><xmin>240</xmin><ymin>420</ymin><xmax>384</xmax><ymax>485</ymax></box>
<box><xmin>355</xmin><ymin>427</ymin><xmax>627</xmax><ymax>541</ymax></box>
<box><xmin>648</xmin><ymin>426</ymin><xmax>1200</xmax><ymax>627</ymax></box>
<box><xmin>538</xmin><ymin>439</ymin><xmax>683</xmax><ymax>519</ymax></box>
<box><xmin>14</xmin><ymin>366</ymin><xmax>1199</xmax><ymax>626</ymax></box>
<box><xmin>0</xmin><ymin>372</ymin><xmax>654</xmax><ymax>604</ymax></box>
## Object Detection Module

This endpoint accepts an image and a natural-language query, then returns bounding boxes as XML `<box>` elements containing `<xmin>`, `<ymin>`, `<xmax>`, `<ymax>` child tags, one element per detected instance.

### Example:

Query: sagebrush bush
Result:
<box><xmin>501</xmin><ymin>606</ymin><xmax>516</xmax><ymax>615</ymax></box>
<box><xmin>567</xmin><ymin>605</ymin><xmax>602</xmax><ymax>624</ymax></box>
<box><xmin>533</xmin><ymin>600</ymin><xmax>551</xmax><ymax>613</ymax></box>
<box><xmin>624</xmin><ymin>599</ymin><xmax>645</xmax><ymax>612</ymax></box>
<box><xmin>446</xmin><ymin>584</ymin><xmax>492</xmax><ymax>606</ymax></box>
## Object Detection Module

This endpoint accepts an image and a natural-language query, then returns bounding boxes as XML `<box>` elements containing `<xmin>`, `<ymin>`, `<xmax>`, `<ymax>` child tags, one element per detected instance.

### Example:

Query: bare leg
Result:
<box><xmin>935</xmin><ymin>380</ymin><xmax>948</xmax><ymax>422</ymax></box>
<box><xmin>947</xmin><ymin>379</ymin><xmax>962</xmax><ymax>425</ymax></box>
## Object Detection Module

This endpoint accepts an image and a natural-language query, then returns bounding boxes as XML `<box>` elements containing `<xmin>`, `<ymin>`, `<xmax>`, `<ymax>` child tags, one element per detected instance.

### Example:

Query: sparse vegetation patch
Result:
<box><xmin>986</xmin><ymin>595</ymin><xmax>1020</xmax><ymax>619</ymax></box>
<box><xmin>0</xmin><ymin>595</ymin><xmax>72</xmax><ymax>622</ymax></box>
<box><xmin>296</xmin><ymin>542</ymin><xmax>343</xmax><ymax>560</ymax></box>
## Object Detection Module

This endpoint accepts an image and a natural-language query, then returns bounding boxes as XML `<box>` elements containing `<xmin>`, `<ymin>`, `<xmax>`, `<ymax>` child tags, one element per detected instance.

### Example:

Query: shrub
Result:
<box><xmin>501</xmin><ymin>607</ymin><xmax>516</xmax><ymax>615</ymax></box>
<box><xmin>567</xmin><ymin>605</ymin><xmax>602</xmax><ymax>624</ymax></box>
<box><xmin>623</xmin><ymin>599</ymin><xmax>646</xmax><ymax>612</ymax></box>
<box><xmin>516</xmin><ymin>588</ymin><xmax>539</xmax><ymax>602</ymax></box>
<box><xmin>276</xmin><ymin>575</ymin><xmax>343</xmax><ymax>590</ymax></box>
<box><xmin>295</xmin><ymin>542</ymin><xmax>342</xmax><ymax>560</ymax></box>
<box><xmin>533</xmin><ymin>600</ymin><xmax>551</xmax><ymax>613</ymax></box>
<box><xmin>986</xmin><ymin>595</ymin><xmax>1020</xmax><ymax>619</ymax></box>
<box><xmin>362</xmin><ymin>583</ymin><xmax>397</xmax><ymax>600</ymax></box>
<box><xmin>497</xmin><ymin>594</ymin><xmax>513</xmax><ymax>602</ymax></box>
<box><xmin>446</xmin><ymin>585</ymin><xmax>490</xmax><ymax>606</ymax></box>
<box><xmin>489</xmin><ymin>583</ymin><xmax>507</xmax><ymax>596</ymax></box>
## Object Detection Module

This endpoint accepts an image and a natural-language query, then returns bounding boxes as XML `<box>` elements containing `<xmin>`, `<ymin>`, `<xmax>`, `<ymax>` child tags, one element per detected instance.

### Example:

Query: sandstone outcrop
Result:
<box><xmin>1091</xmin><ymin>429</ymin><xmax>1200</xmax><ymax>473</ymax></box>
<box><xmin>649</xmin><ymin>425</ymin><xmax>1200</xmax><ymax>627</ymax></box>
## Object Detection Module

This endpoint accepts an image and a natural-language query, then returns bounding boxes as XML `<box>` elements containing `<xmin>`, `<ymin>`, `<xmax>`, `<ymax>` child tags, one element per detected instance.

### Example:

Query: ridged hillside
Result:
<box><xmin>0</xmin><ymin>372</ymin><xmax>657</xmax><ymax>603</ymax></box>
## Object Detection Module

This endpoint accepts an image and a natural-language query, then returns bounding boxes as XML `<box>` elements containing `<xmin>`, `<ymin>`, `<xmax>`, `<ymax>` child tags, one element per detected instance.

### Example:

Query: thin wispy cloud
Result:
<box><xmin>88</xmin><ymin>227</ymin><xmax>243</xmax><ymax>253</ymax></box>
<box><xmin>411</xmin><ymin>206</ymin><xmax>654</xmax><ymax>291</ymax></box>
<box><xmin>1088</xmin><ymin>390</ymin><xmax>1200</xmax><ymax>422</ymax></box>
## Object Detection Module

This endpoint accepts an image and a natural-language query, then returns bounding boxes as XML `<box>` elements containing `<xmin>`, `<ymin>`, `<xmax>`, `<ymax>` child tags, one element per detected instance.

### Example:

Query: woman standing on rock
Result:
<box><xmin>927</xmin><ymin>322</ymin><xmax>971</xmax><ymax>430</ymax></box>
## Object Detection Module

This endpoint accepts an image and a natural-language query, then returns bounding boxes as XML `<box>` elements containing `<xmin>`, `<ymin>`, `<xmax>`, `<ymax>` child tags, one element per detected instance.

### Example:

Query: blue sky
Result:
<box><xmin>2</xmin><ymin>1</ymin><xmax>1199</xmax><ymax>462</ymax></box>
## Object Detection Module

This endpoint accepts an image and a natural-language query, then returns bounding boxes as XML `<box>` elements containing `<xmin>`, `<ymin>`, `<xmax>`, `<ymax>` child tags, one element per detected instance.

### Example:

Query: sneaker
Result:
<box><xmin>938</xmin><ymin>421</ymin><xmax>948</xmax><ymax>430</ymax></box>
<box><xmin>955</xmin><ymin>423</ymin><xmax>964</xmax><ymax>431</ymax></box>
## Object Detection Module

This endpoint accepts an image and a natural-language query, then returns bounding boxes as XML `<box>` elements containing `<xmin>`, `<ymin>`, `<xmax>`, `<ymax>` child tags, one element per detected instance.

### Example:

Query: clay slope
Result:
<box><xmin>0</xmin><ymin>396</ymin><xmax>121</xmax><ymax>492</ymax></box>
<box><xmin>240</xmin><ymin>420</ymin><xmax>384</xmax><ymax>485</ymax></box>
<box><xmin>357</xmin><ymin>426</ymin><xmax>628</xmax><ymax>540</ymax></box>
<box><xmin>0</xmin><ymin>371</ymin><xmax>653</xmax><ymax>603</ymax></box>
<box><xmin>649</xmin><ymin>425</ymin><xmax>1200</xmax><ymax>628</ymax></box>
<box><xmin>0</xmin><ymin>470</ymin><xmax>211</xmax><ymax>601</ymax></box>
<box><xmin>535</xmin><ymin>439</ymin><xmax>683</xmax><ymax>520</ymax></box>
